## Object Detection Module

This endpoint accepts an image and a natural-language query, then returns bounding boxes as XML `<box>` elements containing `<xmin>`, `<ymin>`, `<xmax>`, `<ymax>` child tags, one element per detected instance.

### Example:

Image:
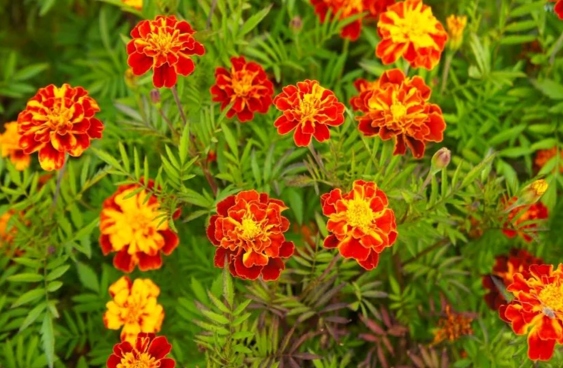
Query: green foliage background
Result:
<box><xmin>1</xmin><ymin>0</ymin><xmax>562</xmax><ymax>367</ymax></box>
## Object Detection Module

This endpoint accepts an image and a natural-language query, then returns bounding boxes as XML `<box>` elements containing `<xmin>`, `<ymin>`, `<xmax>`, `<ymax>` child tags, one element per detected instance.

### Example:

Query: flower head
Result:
<box><xmin>0</xmin><ymin>211</ymin><xmax>17</xmax><ymax>248</ymax></box>
<box><xmin>127</xmin><ymin>15</ymin><xmax>205</xmax><ymax>88</ymax></box>
<box><xmin>500</xmin><ymin>264</ymin><xmax>563</xmax><ymax>361</ymax></box>
<box><xmin>0</xmin><ymin>122</ymin><xmax>31</xmax><ymax>170</ymax></box>
<box><xmin>122</xmin><ymin>0</ymin><xmax>142</xmax><ymax>10</ymax></box>
<box><xmin>310</xmin><ymin>0</ymin><xmax>394</xmax><ymax>41</ymax></box>
<box><xmin>483</xmin><ymin>248</ymin><xmax>543</xmax><ymax>311</ymax></box>
<box><xmin>273</xmin><ymin>80</ymin><xmax>345</xmax><ymax>147</ymax></box>
<box><xmin>210</xmin><ymin>56</ymin><xmax>274</xmax><ymax>122</ymax></box>
<box><xmin>107</xmin><ymin>333</ymin><xmax>175</xmax><ymax>368</ymax></box>
<box><xmin>321</xmin><ymin>180</ymin><xmax>397</xmax><ymax>270</ymax></box>
<box><xmin>446</xmin><ymin>15</ymin><xmax>467</xmax><ymax>50</ymax></box>
<box><xmin>100</xmin><ymin>181</ymin><xmax>179</xmax><ymax>273</ymax></box>
<box><xmin>355</xmin><ymin>69</ymin><xmax>446</xmax><ymax>158</ymax></box>
<box><xmin>502</xmin><ymin>197</ymin><xmax>548</xmax><ymax>243</ymax></box>
<box><xmin>104</xmin><ymin>276</ymin><xmax>164</xmax><ymax>344</ymax></box>
<box><xmin>350</xmin><ymin>78</ymin><xmax>379</xmax><ymax>111</ymax></box>
<box><xmin>534</xmin><ymin>147</ymin><xmax>563</xmax><ymax>173</ymax></box>
<box><xmin>550</xmin><ymin>0</ymin><xmax>563</xmax><ymax>20</ymax></box>
<box><xmin>520</xmin><ymin>179</ymin><xmax>549</xmax><ymax>204</ymax></box>
<box><xmin>432</xmin><ymin>305</ymin><xmax>473</xmax><ymax>345</ymax></box>
<box><xmin>207</xmin><ymin>190</ymin><xmax>295</xmax><ymax>281</ymax></box>
<box><xmin>17</xmin><ymin>84</ymin><xmax>103</xmax><ymax>171</ymax></box>
<box><xmin>431</xmin><ymin>147</ymin><xmax>451</xmax><ymax>173</ymax></box>
<box><xmin>376</xmin><ymin>0</ymin><xmax>447</xmax><ymax>70</ymax></box>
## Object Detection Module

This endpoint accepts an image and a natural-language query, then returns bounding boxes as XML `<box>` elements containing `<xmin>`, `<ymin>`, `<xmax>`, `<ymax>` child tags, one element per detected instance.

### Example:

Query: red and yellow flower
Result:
<box><xmin>108</xmin><ymin>333</ymin><xmax>175</xmax><ymax>368</ymax></box>
<box><xmin>310</xmin><ymin>0</ymin><xmax>395</xmax><ymax>41</ymax></box>
<box><xmin>0</xmin><ymin>211</ymin><xmax>17</xmax><ymax>249</ymax></box>
<box><xmin>376</xmin><ymin>0</ymin><xmax>447</xmax><ymax>70</ymax></box>
<box><xmin>534</xmin><ymin>147</ymin><xmax>563</xmax><ymax>173</ymax></box>
<box><xmin>127</xmin><ymin>15</ymin><xmax>205</xmax><ymax>88</ymax></box>
<box><xmin>432</xmin><ymin>305</ymin><xmax>473</xmax><ymax>345</ymax></box>
<box><xmin>550</xmin><ymin>0</ymin><xmax>563</xmax><ymax>20</ymax></box>
<box><xmin>350</xmin><ymin>79</ymin><xmax>379</xmax><ymax>112</ymax></box>
<box><xmin>483</xmin><ymin>248</ymin><xmax>543</xmax><ymax>311</ymax></box>
<box><xmin>17</xmin><ymin>84</ymin><xmax>103</xmax><ymax>171</ymax></box>
<box><xmin>0</xmin><ymin>122</ymin><xmax>31</xmax><ymax>170</ymax></box>
<box><xmin>446</xmin><ymin>15</ymin><xmax>467</xmax><ymax>50</ymax></box>
<box><xmin>206</xmin><ymin>190</ymin><xmax>295</xmax><ymax>281</ymax></box>
<box><xmin>502</xmin><ymin>197</ymin><xmax>548</xmax><ymax>243</ymax></box>
<box><xmin>321</xmin><ymin>180</ymin><xmax>397</xmax><ymax>270</ymax></box>
<box><xmin>210</xmin><ymin>56</ymin><xmax>274</xmax><ymax>122</ymax></box>
<box><xmin>500</xmin><ymin>264</ymin><xmax>563</xmax><ymax>361</ymax></box>
<box><xmin>104</xmin><ymin>276</ymin><xmax>164</xmax><ymax>344</ymax></box>
<box><xmin>355</xmin><ymin>69</ymin><xmax>446</xmax><ymax>158</ymax></box>
<box><xmin>99</xmin><ymin>181</ymin><xmax>179</xmax><ymax>273</ymax></box>
<box><xmin>273</xmin><ymin>80</ymin><xmax>345</xmax><ymax>147</ymax></box>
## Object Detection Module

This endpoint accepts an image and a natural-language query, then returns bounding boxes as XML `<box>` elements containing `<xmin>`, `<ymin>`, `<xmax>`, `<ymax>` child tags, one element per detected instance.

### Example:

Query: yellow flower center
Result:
<box><xmin>345</xmin><ymin>198</ymin><xmax>374</xmax><ymax>231</ymax></box>
<box><xmin>390</xmin><ymin>103</ymin><xmax>407</xmax><ymax>121</ymax></box>
<box><xmin>240</xmin><ymin>217</ymin><xmax>262</xmax><ymax>240</ymax></box>
<box><xmin>340</xmin><ymin>0</ymin><xmax>364</xmax><ymax>16</ymax></box>
<box><xmin>539</xmin><ymin>283</ymin><xmax>563</xmax><ymax>315</ymax></box>
<box><xmin>119</xmin><ymin>352</ymin><xmax>157</xmax><ymax>368</ymax></box>
<box><xmin>299</xmin><ymin>84</ymin><xmax>325</xmax><ymax>123</ymax></box>
<box><xmin>47</xmin><ymin>101</ymin><xmax>74</xmax><ymax>134</ymax></box>
<box><xmin>531</xmin><ymin>179</ymin><xmax>548</xmax><ymax>197</ymax></box>
<box><xmin>387</xmin><ymin>4</ymin><xmax>438</xmax><ymax>48</ymax></box>
<box><xmin>148</xmin><ymin>28</ymin><xmax>180</xmax><ymax>56</ymax></box>
<box><xmin>232</xmin><ymin>71</ymin><xmax>257</xmax><ymax>98</ymax></box>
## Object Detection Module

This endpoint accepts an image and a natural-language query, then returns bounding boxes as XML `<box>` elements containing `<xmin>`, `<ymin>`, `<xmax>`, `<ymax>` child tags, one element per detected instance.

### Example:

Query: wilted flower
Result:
<box><xmin>446</xmin><ymin>15</ymin><xmax>467</xmax><ymax>50</ymax></box>
<box><xmin>107</xmin><ymin>333</ymin><xmax>175</xmax><ymax>368</ymax></box>
<box><xmin>206</xmin><ymin>190</ymin><xmax>295</xmax><ymax>281</ymax></box>
<box><xmin>432</xmin><ymin>305</ymin><xmax>473</xmax><ymax>345</ymax></box>
<box><xmin>0</xmin><ymin>122</ymin><xmax>31</xmax><ymax>170</ymax></box>
<box><xmin>431</xmin><ymin>147</ymin><xmax>451</xmax><ymax>173</ymax></box>
<box><xmin>502</xmin><ymin>197</ymin><xmax>548</xmax><ymax>243</ymax></box>
<box><xmin>273</xmin><ymin>80</ymin><xmax>345</xmax><ymax>147</ymax></box>
<box><xmin>104</xmin><ymin>276</ymin><xmax>164</xmax><ymax>344</ymax></box>
<box><xmin>127</xmin><ymin>15</ymin><xmax>205</xmax><ymax>88</ymax></box>
<box><xmin>376</xmin><ymin>0</ymin><xmax>447</xmax><ymax>70</ymax></box>
<box><xmin>355</xmin><ymin>69</ymin><xmax>446</xmax><ymax>159</ymax></box>
<box><xmin>17</xmin><ymin>84</ymin><xmax>104</xmax><ymax>171</ymax></box>
<box><xmin>210</xmin><ymin>56</ymin><xmax>274</xmax><ymax>122</ymax></box>
<box><xmin>150</xmin><ymin>89</ymin><xmax>161</xmax><ymax>105</ymax></box>
<box><xmin>99</xmin><ymin>181</ymin><xmax>180</xmax><ymax>273</ymax></box>
<box><xmin>321</xmin><ymin>180</ymin><xmax>397</xmax><ymax>270</ymax></box>
<box><xmin>500</xmin><ymin>264</ymin><xmax>563</xmax><ymax>361</ymax></box>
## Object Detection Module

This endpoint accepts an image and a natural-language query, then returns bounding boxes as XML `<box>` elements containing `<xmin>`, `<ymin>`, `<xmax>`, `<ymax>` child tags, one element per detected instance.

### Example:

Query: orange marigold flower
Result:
<box><xmin>310</xmin><ymin>0</ymin><xmax>395</xmax><ymax>41</ymax></box>
<box><xmin>534</xmin><ymin>147</ymin><xmax>563</xmax><ymax>173</ymax></box>
<box><xmin>104</xmin><ymin>276</ymin><xmax>164</xmax><ymax>344</ymax></box>
<box><xmin>17</xmin><ymin>84</ymin><xmax>103</xmax><ymax>171</ymax></box>
<box><xmin>355</xmin><ymin>69</ymin><xmax>446</xmax><ymax>159</ymax></box>
<box><xmin>376</xmin><ymin>0</ymin><xmax>448</xmax><ymax>70</ymax></box>
<box><xmin>446</xmin><ymin>15</ymin><xmax>467</xmax><ymax>50</ymax></box>
<box><xmin>0</xmin><ymin>210</ymin><xmax>17</xmax><ymax>248</ymax></box>
<box><xmin>273</xmin><ymin>80</ymin><xmax>345</xmax><ymax>147</ymax></box>
<box><xmin>99</xmin><ymin>181</ymin><xmax>179</xmax><ymax>273</ymax></box>
<box><xmin>127</xmin><ymin>15</ymin><xmax>205</xmax><ymax>89</ymax></box>
<box><xmin>502</xmin><ymin>197</ymin><xmax>548</xmax><ymax>243</ymax></box>
<box><xmin>500</xmin><ymin>264</ymin><xmax>563</xmax><ymax>361</ymax></box>
<box><xmin>108</xmin><ymin>333</ymin><xmax>175</xmax><ymax>368</ymax></box>
<box><xmin>483</xmin><ymin>248</ymin><xmax>543</xmax><ymax>311</ymax></box>
<box><xmin>206</xmin><ymin>190</ymin><xmax>295</xmax><ymax>281</ymax></box>
<box><xmin>432</xmin><ymin>305</ymin><xmax>473</xmax><ymax>345</ymax></box>
<box><xmin>321</xmin><ymin>180</ymin><xmax>397</xmax><ymax>270</ymax></box>
<box><xmin>210</xmin><ymin>56</ymin><xmax>274</xmax><ymax>122</ymax></box>
<box><xmin>550</xmin><ymin>0</ymin><xmax>563</xmax><ymax>19</ymax></box>
<box><xmin>350</xmin><ymin>79</ymin><xmax>379</xmax><ymax>111</ymax></box>
<box><xmin>0</xmin><ymin>122</ymin><xmax>31</xmax><ymax>171</ymax></box>
<box><xmin>122</xmin><ymin>0</ymin><xmax>142</xmax><ymax>9</ymax></box>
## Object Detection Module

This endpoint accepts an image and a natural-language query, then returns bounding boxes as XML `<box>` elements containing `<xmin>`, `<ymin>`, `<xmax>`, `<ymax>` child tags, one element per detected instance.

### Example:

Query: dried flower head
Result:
<box><xmin>432</xmin><ymin>305</ymin><xmax>473</xmax><ymax>345</ymax></box>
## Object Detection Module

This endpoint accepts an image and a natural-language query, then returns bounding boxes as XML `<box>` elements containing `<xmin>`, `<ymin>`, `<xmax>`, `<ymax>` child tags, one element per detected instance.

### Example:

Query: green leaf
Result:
<box><xmin>76</xmin><ymin>262</ymin><xmax>100</xmax><ymax>293</ymax></box>
<box><xmin>12</xmin><ymin>288</ymin><xmax>45</xmax><ymax>308</ymax></box>
<box><xmin>8</xmin><ymin>273</ymin><xmax>43</xmax><ymax>283</ymax></box>
<box><xmin>223</xmin><ymin>260</ymin><xmax>234</xmax><ymax>307</ymax></box>
<box><xmin>41</xmin><ymin>312</ymin><xmax>55</xmax><ymax>368</ymax></box>
<box><xmin>19</xmin><ymin>302</ymin><xmax>47</xmax><ymax>332</ymax></box>
<box><xmin>46</xmin><ymin>265</ymin><xmax>70</xmax><ymax>281</ymax></box>
<box><xmin>531</xmin><ymin>79</ymin><xmax>563</xmax><ymax>100</ymax></box>
<box><xmin>201</xmin><ymin>310</ymin><xmax>230</xmax><ymax>325</ymax></box>
<box><xmin>239</xmin><ymin>5</ymin><xmax>272</xmax><ymax>36</ymax></box>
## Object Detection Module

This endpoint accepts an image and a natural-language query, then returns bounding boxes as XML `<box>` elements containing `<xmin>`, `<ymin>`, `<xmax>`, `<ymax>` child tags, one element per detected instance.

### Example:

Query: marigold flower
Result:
<box><xmin>273</xmin><ymin>80</ymin><xmax>345</xmax><ymax>147</ymax></box>
<box><xmin>0</xmin><ymin>122</ymin><xmax>31</xmax><ymax>171</ymax></box>
<box><xmin>99</xmin><ymin>181</ymin><xmax>179</xmax><ymax>273</ymax></box>
<box><xmin>376</xmin><ymin>0</ymin><xmax>447</xmax><ymax>70</ymax></box>
<box><xmin>122</xmin><ymin>0</ymin><xmax>142</xmax><ymax>9</ymax></box>
<box><xmin>321</xmin><ymin>180</ymin><xmax>397</xmax><ymax>270</ymax></box>
<box><xmin>0</xmin><ymin>211</ymin><xmax>17</xmax><ymax>248</ymax></box>
<box><xmin>104</xmin><ymin>276</ymin><xmax>164</xmax><ymax>344</ymax></box>
<box><xmin>107</xmin><ymin>333</ymin><xmax>175</xmax><ymax>368</ymax></box>
<box><xmin>446</xmin><ymin>15</ymin><xmax>467</xmax><ymax>50</ymax></box>
<box><xmin>206</xmin><ymin>190</ymin><xmax>295</xmax><ymax>281</ymax></box>
<box><xmin>534</xmin><ymin>147</ymin><xmax>563</xmax><ymax>173</ymax></box>
<box><xmin>350</xmin><ymin>78</ymin><xmax>379</xmax><ymax>112</ymax></box>
<box><xmin>210</xmin><ymin>56</ymin><xmax>274</xmax><ymax>122</ymax></box>
<box><xmin>432</xmin><ymin>305</ymin><xmax>473</xmax><ymax>345</ymax></box>
<box><xmin>355</xmin><ymin>69</ymin><xmax>446</xmax><ymax>159</ymax></box>
<box><xmin>500</xmin><ymin>264</ymin><xmax>563</xmax><ymax>361</ymax></box>
<box><xmin>520</xmin><ymin>179</ymin><xmax>549</xmax><ymax>205</ymax></box>
<box><xmin>310</xmin><ymin>0</ymin><xmax>394</xmax><ymax>41</ymax></box>
<box><xmin>550</xmin><ymin>0</ymin><xmax>563</xmax><ymax>19</ymax></box>
<box><xmin>127</xmin><ymin>15</ymin><xmax>205</xmax><ymax>89</ymax></box>
<box><xmin>17</xmin><ymin>84</ymin><xmax>103</xmax><ymax>171</ymax></box>
<box><xmin>502</xmin><ymin>197</ymin><xmax>548</xmax><ymax>243</ymax></box>
<box><xmin>483</xmin><ymin>248</ymin><xmax>543</xmax><ymax>311</ymax></box>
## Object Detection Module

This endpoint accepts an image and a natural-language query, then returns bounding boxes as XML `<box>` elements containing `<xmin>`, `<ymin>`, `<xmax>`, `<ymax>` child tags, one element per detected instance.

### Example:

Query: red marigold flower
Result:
<box><xmin>482</xmin><ymin>248</ymin><xmax>543</xmax><ymax>311</ymax></box>
<box><xmin>321</xmin><ymin>180</ymin><xmax>397</xmax><ymax>270</ymax></box>
<box><xmin>502</xmin><ymin>197</ymin><xmax>548</xmax><ymax>243</ymax></box>
<box><xmin>273</xmin><ymin>80</ymin><xmax>345</xmax><ymax>147</ymax></box>
<box><xmin>534</xmin><ymin>147</ymin><xmax>563</xmax><ymax>173</ymax></box>
<box><xmin>127</xmin><ymin>15</ymin><xmax>205</xmax><ymax>89</ymax></box>
<box><xmin>550</xmin><ymin>0</ymin><xmax>563</xmax><ymax>19</ymax></box>
<box><xmin>206</xmin><ymin>190</ymin><xmax>295</xmax><ymax>281</ymax></box>
<box><xmin>355</xmin><ymin>69</ymin><xmax>446</xmax><ymax>158</ymax></box>
<box><xmin>107</xmin><ymin>333</ymin><xmax>174</xmax><ymax>368</ymax></box>
<box><xmin>16</xmin><ymin>84</ymin><xmax>103</xmax><ymax>171</ymax></box>
<box><xmin>350</xmin><ymin>78</ymin><xmax>379</xmax><ymax>112</ymax></box>
<box><xmin>0</xmin><ymin>122</ymin><xmax>31</xmax><ymax>171</ymax></box>
<box><xmin>500</xmin><ymin>264</ymin><xmax>563</xmax><ymax>361</ymax></box>
<box><xmin>310</xmin><ymin>0</ymin><xmax>394</xmax><ymax>41</ymax></box>
<box><xmin>99</xmin><ymin>180</ymin><xmax>179</xmax><ymax>273</ymax></box>
<box><xmin>376</xmin><ymin>0</ymin><xmax>448</xmax><ymax>70</ymax></box>
<box><xmin>210</xmin><ymin>56</ymin><xmax>274</xmax><ymax>122</ymax></box>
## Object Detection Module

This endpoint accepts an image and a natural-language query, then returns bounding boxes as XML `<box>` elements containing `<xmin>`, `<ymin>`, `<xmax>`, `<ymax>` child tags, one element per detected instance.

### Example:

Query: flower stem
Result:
<box><xmin>52</xmin><ymin>156</ymin><xmax>68</xmax><ymax>209</ymax></box>
<box><xmin>550</xmin><ymin>30</ymin><xmax>563</xmax><ymax>65</ymax></box>
<box><xmin>440</xmin><ymin>52</ymin><xmax>454</xmax><ymax>95</ymax></box>
<box><xmin>308</xmin><ymin>143</ymin><xmax>329</xmax><ymax>178</ymax></box>
<box><xmin>171</xmin><ymin>85</ymin><xmax>187</xmax><ymax>128</ymax></box>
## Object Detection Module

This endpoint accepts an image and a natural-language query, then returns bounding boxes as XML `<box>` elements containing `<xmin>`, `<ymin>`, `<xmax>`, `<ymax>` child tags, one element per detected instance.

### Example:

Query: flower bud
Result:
<box><xmin>446</xmin><ymin>15</ymin><xmax>467</xmax><ymax>51</ymax></box>
<box><xmin>520</xmin><ymin>179</ymin><xmax>548</xmax><ymax>204</ymax></box>
<box><xmin>431</xmin><ymin>147</ymin><xmax>451</xmax><ymax>174</ymax></box>
<box><xmin>290</xmin><ymin>16</ymin><xmax>303</xmax><ymax>33</ymax></box>
<box><xmin>150</xmin><ymin>89</ymin><xmax>161</xmax><ymax>105</ymax></box>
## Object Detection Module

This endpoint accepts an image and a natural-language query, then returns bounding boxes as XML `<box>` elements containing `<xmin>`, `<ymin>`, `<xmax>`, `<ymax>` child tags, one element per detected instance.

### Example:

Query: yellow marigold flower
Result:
<box><xmin>103</xmin><ymin>276</ymin><xmax>164</xmax><ymax>344</ymax></box>
<box><xmin>432</xmin><ymin>305</ymin><xmax>473</xmax><ymax>345</ymax></box>
<box><xmin>0</xmin><ymin>122</ymin><xmax>31</xmax><ymax>171</ymax></box>
<box><xmin>122</xmin><ymin>0</ymin><xmax>142</xmax><ymax>10</ymax></box>
<box><xmin>446</xmin><ymin>15</ymin><xmax>467</xmax><ymax>50</ymax></box>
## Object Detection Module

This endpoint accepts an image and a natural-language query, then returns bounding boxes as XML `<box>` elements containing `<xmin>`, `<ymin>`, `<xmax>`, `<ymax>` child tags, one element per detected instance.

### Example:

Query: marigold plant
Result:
<box><xmin>107</xmin><ymin>333</ymin><xmax>175</xmax><ymax>368</ymax></box>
